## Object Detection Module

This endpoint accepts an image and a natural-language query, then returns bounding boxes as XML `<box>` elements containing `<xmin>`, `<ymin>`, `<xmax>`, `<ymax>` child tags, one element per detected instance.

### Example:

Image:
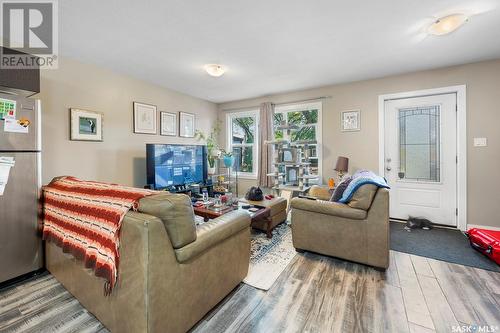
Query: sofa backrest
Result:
<box><xmin>138</xmin><ymin>192</ymin><xmax>197</xmax><ymax>248</ymax></box>
<box><xmin>347</xmin><ymin>184</ymin><xmax>378</xmax><ymax>211</ymax></box>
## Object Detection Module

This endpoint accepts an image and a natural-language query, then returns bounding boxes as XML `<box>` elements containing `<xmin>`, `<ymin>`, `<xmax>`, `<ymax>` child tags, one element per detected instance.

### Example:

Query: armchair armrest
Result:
<box><xmin>308</xmin><ymin>185</ymin><xmax>332</xmax><ymax>201</ymax></box>
<box><xmin>174</xmin><ymin>210</ymin><xmax>250</xmax><ymax>263</ymax></box>
<box><xmin>291</xmin><ymin>198</ymin><xmax>367</xmax><ymax>220</ymax></box>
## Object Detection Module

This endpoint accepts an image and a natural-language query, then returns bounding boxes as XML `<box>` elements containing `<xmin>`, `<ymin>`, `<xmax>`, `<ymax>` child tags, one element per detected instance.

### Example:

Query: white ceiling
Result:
<box><xmin>60</xmin><ymin>0</ymin><xmax>500</xmax><ymax>103</ymax></box>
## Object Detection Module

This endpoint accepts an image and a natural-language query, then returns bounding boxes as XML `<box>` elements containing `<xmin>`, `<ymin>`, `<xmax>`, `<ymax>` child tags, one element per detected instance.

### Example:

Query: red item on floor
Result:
<box><xmin>265</xmin><ymin>194</ymin><xmax>274</xmax><ymax>200</ymax></box>
<box><xmin>466</xmin><ymin>228</ymin><xmax>500</xmax><ymax>265</ymax></box>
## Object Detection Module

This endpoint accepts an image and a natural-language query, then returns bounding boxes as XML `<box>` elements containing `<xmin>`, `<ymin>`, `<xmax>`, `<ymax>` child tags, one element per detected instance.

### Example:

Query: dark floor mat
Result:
<box><xmin>390</xmin><ymin>221</ymin><xmax>499</xmax><ymax>272</ymax></box>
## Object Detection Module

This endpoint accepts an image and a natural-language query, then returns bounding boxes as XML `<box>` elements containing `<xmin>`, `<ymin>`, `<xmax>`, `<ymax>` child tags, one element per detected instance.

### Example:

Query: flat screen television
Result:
<box><xmin>146</xmin><ymin>144</ymin><xmax>207</xmax><ymax>189</ymax></box>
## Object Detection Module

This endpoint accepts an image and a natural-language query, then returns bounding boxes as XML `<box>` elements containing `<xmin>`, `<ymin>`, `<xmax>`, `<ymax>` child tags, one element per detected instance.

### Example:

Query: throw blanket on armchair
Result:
<box><xmin>42</xmin><ymin>176</ymin><xmax>155</xmax><ymax>294</ymax></box>
<box><xmin>338</xmin><ymin>170</ymin><xmax>390</xmax><ymax>204</ymax></box>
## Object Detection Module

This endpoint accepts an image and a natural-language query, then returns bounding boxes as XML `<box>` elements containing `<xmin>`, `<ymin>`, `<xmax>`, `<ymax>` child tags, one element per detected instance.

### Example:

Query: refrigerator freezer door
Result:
<box><xmin>0</xmin><ymin>152</ymin><xmax>43</xmax><ymax>283</ymax></box>
<box><xmin>0</xmin><ymin>95</ymin><xmax>40</xmax><ymax>151</ymax></box>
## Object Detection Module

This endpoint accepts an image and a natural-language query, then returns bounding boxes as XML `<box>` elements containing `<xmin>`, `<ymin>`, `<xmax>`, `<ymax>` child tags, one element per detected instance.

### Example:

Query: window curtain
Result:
<box><xmin>257</xmin><ymin>102</ymin><xmax>274</xmax><ymax>187</ymax></box>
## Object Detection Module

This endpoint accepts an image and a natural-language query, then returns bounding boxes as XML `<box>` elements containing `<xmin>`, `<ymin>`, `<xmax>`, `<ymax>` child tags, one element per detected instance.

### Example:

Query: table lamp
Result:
<box><xmin>334</xmin><ymin>156</ymin><xmax>349</xmax><ymax>180</ymax></box>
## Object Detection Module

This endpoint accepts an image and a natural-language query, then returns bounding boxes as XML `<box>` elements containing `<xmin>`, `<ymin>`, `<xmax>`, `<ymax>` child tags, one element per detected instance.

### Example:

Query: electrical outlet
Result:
<box><xmin>473</xmin><ymin>137</ymin><xmax>487</xmax><ymax>147</ymax></box>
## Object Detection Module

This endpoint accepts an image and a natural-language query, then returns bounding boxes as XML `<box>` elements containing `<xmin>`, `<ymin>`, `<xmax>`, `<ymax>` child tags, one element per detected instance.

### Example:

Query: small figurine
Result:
<box><xmin>328</xmin><ymin>178</ymin><xmax>335</xmax><ymax>189</ymax></box>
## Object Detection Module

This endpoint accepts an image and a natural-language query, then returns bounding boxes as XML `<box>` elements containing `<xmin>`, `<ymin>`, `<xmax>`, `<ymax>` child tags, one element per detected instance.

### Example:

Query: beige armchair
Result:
<box><xmin>291</xmin><ymin>185</ymin><xmax>389</xmax><ymax>269</ymax></box>
<box><xmin>46</xmin><ymin>192</ymin><xmax>251</xmax><ymax>333</ymax></box>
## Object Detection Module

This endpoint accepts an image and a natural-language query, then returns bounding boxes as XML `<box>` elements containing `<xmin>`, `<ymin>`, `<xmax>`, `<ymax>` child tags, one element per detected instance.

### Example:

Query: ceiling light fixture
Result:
<box><xmin>204</xmin><ymin>64</ymin><xmax>227</xmax><ymax>77</ymax></box>
<box><xmin>428</xmin><ymin>14</ymin><xmax>469</xmax><ymax>36</ymax></box>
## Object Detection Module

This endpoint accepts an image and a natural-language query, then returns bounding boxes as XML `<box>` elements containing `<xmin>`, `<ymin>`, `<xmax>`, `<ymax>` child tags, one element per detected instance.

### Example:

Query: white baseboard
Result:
<box><xmin>467</xmin><ymin>224</ymin><xmax>500</xmax><ymax>231</ymax></box>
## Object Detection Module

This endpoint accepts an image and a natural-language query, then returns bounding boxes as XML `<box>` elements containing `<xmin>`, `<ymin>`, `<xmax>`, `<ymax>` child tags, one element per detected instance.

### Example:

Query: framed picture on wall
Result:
<box><xmin>133</xmin><ymin>102</ymin><xmax>157</xmax><ymax>134</ymax></box>
<box><xmin>70</xmin><ymin>108</ymin><xmax>103</xmax><ymax>141</ymax></box>
<box><xmin>160</xmin><ymin>111</ymin><xmax>177</xmax><ymax>136</ymax></box>
<box><xmin>179</xmin><ymin>111</ymin><xmax>195</xmax><ymax>138</ymax></box>
<box><xmin>341</xmin><ymin>109</ymin><xmax>361</xmax><ymax>132</ymax></box>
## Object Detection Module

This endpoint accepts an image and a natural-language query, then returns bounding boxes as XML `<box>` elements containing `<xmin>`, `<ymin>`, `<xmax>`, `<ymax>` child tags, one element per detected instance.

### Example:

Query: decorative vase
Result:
<box><xmin>208</xmin><ymin>165</ymin><xmax>216</xmax><ymax>175</ymax></box>
<box><xmin>223</xmin><ymin>155</ymin><xmax>235</xmax><ymax>168</ymax></box>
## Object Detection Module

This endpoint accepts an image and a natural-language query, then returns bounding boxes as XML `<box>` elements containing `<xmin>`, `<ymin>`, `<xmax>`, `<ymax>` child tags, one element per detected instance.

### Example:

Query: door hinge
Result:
<box><xmin>456</xmin><ymin>155</ymin><xmax>458</xmax><ymax>164</ymax></box>
<box><xmin>456</xmin><ymin>208</ymin><xmax>458</xmax><ymax>216</ymax></box>
<box><xmin>456</xmin><ymin>104</ymin><xmax>458</xmax><ymax>112</ymax></box>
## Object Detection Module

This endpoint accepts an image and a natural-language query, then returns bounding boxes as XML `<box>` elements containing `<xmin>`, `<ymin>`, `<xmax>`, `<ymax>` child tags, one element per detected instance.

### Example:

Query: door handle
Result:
<box><xmin>386</xmin><ymin>166</ymin><xmax>392</xmax><ymax>171</ymax></box>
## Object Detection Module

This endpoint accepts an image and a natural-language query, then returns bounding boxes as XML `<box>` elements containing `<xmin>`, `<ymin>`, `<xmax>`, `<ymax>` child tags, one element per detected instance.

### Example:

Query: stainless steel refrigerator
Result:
<box><xmin>0</xmin><ymin>93</ymin><xmax>43</xmax><ymax>284</ymax></box>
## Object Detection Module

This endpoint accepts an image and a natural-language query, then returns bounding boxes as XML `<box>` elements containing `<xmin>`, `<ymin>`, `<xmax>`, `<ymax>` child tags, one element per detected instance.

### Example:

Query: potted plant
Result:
<box><xmin>219</xmin><ymin>149</ymin><xmax>235</xmax><ymax>168</ymax></box>
<box><xmin>195</xmin><ymin>122</ymin><xmax>221</xmax><ymax>175</ymax></box>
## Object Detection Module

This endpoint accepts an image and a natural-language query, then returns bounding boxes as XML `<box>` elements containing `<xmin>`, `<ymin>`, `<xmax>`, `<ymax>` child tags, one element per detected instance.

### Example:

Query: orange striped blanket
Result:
<box><xmin>42</xmin><ymin>176</ymin><xmax>155</xmax><ymax>294</ymax></box>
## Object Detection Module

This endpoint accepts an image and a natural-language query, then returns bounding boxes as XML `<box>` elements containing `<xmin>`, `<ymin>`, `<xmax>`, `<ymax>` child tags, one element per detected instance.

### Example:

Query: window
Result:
<box><xmin>226</xmin><ymin>110</ymin><xmax>259</xmax><ymax>178</ymax></box>
<box><xmin>274</xmin><ymin>102</ymin><xmax>322</xmax><ymax>179</ymax></box>
<box><xmin>226</xmin><ymin>102</ymin><xmax>321</xmax><ymax>180</ymax></box>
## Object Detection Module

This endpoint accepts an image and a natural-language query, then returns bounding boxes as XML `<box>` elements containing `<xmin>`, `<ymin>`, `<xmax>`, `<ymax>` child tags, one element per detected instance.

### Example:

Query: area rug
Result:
<box><xmin>390</xmin><ymin>221</ymin><xmax>499</xmax><ymax>272</ymax></box>
<box><xmin>243</xmin><ymin>223</ymin><xmax>297</xmax><ymax>290</ymax></box>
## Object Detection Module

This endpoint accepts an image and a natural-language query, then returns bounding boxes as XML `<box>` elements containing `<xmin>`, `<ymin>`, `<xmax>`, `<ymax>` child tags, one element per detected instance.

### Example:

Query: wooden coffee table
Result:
<box><xmin>193</xmin><ymin>202</ymin><xmax>271</xmax><ymax>230</ymax></box>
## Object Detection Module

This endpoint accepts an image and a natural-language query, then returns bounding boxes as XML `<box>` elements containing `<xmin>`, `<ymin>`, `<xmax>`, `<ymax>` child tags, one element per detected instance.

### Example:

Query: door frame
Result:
<box><xmin>378</xmin><ymin>85</ymin><xmax>467</xmax><ymax>231</ymax></box>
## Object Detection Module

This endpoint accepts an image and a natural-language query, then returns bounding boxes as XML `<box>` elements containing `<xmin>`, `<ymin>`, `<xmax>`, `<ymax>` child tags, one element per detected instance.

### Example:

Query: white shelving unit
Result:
<box><xmin>211</xmin><ymin>159</ymin><xmax>239</xmax><ymax>196</ymax></box>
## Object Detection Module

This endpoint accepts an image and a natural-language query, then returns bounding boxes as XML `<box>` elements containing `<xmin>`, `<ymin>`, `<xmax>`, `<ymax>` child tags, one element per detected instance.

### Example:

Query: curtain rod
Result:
<box><xmin>221</xmin><ymin>96</ymin><xmax>332</xmax><ymax>112</ymax></box>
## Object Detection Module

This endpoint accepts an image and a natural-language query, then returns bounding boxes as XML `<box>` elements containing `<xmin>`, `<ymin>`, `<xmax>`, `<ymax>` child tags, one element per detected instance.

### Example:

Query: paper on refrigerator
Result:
<box><xmin>0</xmin><ymin>156</ymin><xmax>15</xmax><ymax>196</ymax></box>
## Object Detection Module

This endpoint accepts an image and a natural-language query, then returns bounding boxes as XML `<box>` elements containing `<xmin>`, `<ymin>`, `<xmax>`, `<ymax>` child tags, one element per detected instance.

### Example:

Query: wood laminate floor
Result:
<box><xmin>1</xmin><ymin>251</ymin><xmax>498</xmax><ymax>333</ymax></box>
<box><xmin>0</xmin><ymin>273</ymin><xmax>107</xmax><ymax>333</ymax></box>
<box><xmin>192</xmin><ymin>250</ymin><xmax>500</xmax><ymax>333</ymax></box>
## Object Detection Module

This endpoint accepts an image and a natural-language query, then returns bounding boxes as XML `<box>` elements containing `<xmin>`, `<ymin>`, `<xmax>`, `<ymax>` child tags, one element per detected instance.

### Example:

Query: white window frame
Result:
<box><xmin>226</xmin><ymin>110</ymin><xmax>259</xmax><ymax>179</ymax></box>
<box><xmin>274</xmin><ymin>101</ymin><xmax>323</xmax><ymax>182</ymax></box>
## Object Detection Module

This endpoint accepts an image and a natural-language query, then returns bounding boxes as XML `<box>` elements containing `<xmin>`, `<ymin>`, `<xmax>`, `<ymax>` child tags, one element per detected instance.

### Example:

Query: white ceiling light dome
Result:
<box><xmin>204</xmin><ymin>64</ymin><xmax>227</xmax><ymax>77</ymax></box>
<box><xmin>428</xmin><ymin>14</ymin><xmax>469</xmax><ymax>36</ymax></box>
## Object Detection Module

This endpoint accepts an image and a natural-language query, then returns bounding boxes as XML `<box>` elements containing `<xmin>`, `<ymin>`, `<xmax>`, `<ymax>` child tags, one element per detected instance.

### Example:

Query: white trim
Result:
<box><xmin>466</xmin><ymin>224</ymin><xmax>500</xmax><ymax>232</ymax></box>
<box><xmin>226</xmin><ymin>110</ymin><xmax>259</xmax><ymax>179</ymax></box>
<box><xmin>378</xmin><ymin>85</ymin><xmax>467</xmax><ymax>231</ymax></box>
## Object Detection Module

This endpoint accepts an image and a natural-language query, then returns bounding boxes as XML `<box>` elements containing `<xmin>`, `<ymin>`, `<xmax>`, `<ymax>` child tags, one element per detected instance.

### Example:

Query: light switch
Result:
<box><xmin>473</xmin><ymin>137</ymin><xmax>487</xmax><ymax>147</ymax></box>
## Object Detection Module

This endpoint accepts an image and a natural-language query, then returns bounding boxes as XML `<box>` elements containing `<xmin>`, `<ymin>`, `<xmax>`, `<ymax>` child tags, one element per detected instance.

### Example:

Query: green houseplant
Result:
<box><xmin>195</xmin><ymin>121</ymin><xmax>221</xmax><ymax>174</ymax></box>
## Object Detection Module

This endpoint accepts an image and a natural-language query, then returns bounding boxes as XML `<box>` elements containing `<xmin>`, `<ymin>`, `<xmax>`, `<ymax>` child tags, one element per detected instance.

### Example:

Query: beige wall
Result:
<box><xmin>37</xmin><ymin>57</ymin><xmax>218</xmax><ymax>187</ymax></box>
<box><xmin>219</xmin><ymin>59</ymin><xmax>500</xmax><ymax>229</ymax></box>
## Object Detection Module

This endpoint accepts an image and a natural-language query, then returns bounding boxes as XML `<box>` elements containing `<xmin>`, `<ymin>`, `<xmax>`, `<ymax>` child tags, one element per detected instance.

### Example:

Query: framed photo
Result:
<box><xmin>160</xmin><ymin>111</ymin><xmax>177</xmax><ymax>136</ymax></box>
<box><xmin>134</xmin><ymin>102</ymin><xmax>157</xmax><ymax>134</ymax></box>
<box><xmin>179</xmin><ymin>112</ymin><xmax>195</xmax><ymax>138</ymax></box>
<box><xmin>70</xmin><ymin>108</ymin><xmax>103</xmax><ymax>141</ymax></box>
<box><xmin>341</xmin><ymin>110</ymin><xmax>361</xmax><ymax>132</ymax></box>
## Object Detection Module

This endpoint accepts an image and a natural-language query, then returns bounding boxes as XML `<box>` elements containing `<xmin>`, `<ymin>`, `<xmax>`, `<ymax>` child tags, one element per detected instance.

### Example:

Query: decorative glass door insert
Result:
<box><xmin>398</xmin><ymin>105</ymin><xmax>440</xmax><ymax>182</ymax></box>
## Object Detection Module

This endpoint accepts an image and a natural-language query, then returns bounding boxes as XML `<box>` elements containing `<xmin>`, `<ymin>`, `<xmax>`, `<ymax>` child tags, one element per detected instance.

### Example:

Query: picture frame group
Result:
<box><xmin>69</xmin><ymin>102</ymin><xmax>197</xmax><ymax>143</ymax></box>
<box><xmin>133</xmin><ymin>101</ymin><xmax>195</xmax><ymax>137</ymax></box>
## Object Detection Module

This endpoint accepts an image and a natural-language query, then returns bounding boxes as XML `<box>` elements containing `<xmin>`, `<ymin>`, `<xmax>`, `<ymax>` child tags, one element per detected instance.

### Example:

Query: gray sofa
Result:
<box><xmin>46</xmin><ymin>191</ymin><xmax>251</xmax><ymax>333</ymax></box>
<box><xmin>290</xmin><ymin>185</ymin><xmax>390</xmax><ymax>269</ymax></box>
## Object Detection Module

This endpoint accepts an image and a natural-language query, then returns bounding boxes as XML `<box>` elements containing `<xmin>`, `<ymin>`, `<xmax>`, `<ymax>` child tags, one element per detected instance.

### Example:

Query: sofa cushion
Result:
<box><xmin>308</xmin><ymin>185</ymin><xmax>333</xmax><ymax>201</ymax></box>
<box><xmin>330</xmin><ymin>176</ymin><xmax>353</xmax><ymax>202</ymax></box>
<box><xmin>175</xmin><ymin>210</ymin><xmax>250</xmax><ymax>263</ymax></box>
<box><xmin>347</xmin><ymin>184</ymin><xmax>378</xmax><ymax>210</ymax></box>
<box><xmin>138</xmin><ymin>192</ymin><xmax>196</xmax><ymax>248</ymax></box>
<box><xmin>291</xmin><ymin>198</ymin><xmax>367</xmax><ymax>220</ymax></box>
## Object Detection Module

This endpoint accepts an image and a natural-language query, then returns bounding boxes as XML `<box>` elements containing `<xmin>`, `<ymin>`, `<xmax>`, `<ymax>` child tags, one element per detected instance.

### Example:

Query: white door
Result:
<box><xmin>384</xmin><ymin>93</ymin><xmax>457</xmax><ymax>226</ymax></box>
